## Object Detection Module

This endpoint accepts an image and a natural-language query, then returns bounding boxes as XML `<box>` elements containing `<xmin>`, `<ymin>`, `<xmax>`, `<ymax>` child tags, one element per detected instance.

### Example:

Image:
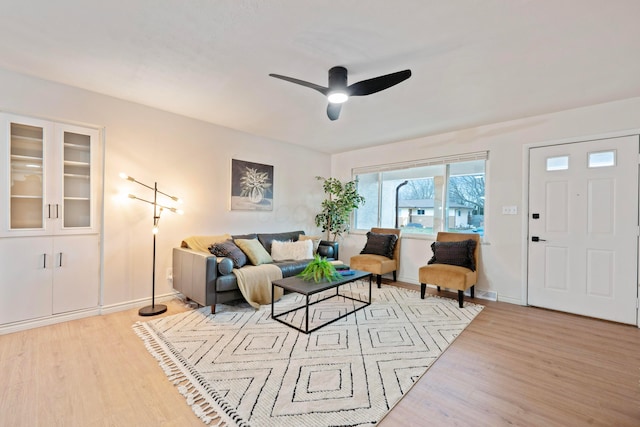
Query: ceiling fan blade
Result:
<box><xmin>269</xmin><ymin>74</ymin><xmax>328</xmax><ymax>95</ymax></box>
<box><xmin>327</xmin><ymin>103</ymin><xmax>342</xmax><ymax>121</ymax></box>
<box><xmin>348</xmin><ymin>69</ymin><xmax>412</xmax><ymax>96</ymax></box>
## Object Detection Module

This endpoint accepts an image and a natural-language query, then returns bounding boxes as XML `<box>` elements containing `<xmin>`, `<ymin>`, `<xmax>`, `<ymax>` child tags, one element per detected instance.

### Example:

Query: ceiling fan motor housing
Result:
<box><xmin>329</xmin><ymin>66</ymin><xmax>348</xmax><ymax>92</ymax></box>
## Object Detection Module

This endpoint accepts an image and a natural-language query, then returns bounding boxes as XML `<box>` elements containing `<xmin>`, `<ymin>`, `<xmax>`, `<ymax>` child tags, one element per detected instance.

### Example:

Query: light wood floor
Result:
<box><xmin>1</xmin><ymin>283</ymin><xmax>639</xmax><ymax>427</ymax></box>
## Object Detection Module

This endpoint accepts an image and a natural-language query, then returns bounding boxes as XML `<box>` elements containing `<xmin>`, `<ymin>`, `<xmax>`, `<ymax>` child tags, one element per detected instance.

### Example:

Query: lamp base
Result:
<box><xmin>138</xmin><ymin>304</ymin><xmax>168</xmax><ymax>316</ymax></box>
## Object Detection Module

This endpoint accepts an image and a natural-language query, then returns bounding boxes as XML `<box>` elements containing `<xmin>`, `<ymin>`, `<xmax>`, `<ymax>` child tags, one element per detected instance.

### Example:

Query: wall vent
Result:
<box><xmin>465</xmin><ymin>289</ymin><xmax>498</xmax><ymax>301</ymax></box>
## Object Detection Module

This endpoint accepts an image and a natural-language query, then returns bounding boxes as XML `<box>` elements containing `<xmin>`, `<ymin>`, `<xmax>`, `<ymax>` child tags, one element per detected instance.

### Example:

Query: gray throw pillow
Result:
<box><xmin>360</xmin><ymin>232</ymin><xmax>398</xmax><ymax>259</ymax></box>
<box><xmin>427</xmin><ymin>239</ymin><xmax>476</xmax><ymax>271</ymax></box>
<box><xmin>209</xmin><ymin>240</ymin><xmax>247</xmax><ymax>268</ymax></box>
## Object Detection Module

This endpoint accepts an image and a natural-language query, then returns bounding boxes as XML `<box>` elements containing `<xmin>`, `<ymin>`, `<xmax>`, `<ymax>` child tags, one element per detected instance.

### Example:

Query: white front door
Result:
<box><xmin>528</xmin><ymin>135</ymin><xmax>639</xmax><ymax>324</ymax></box>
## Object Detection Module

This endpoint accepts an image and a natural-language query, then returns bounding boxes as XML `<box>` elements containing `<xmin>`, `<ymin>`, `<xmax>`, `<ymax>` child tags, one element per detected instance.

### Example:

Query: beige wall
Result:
<box><xmin>333</xmin><ymin>97</ymin><xmax>640</xmax><ymax>304</ymax></box>
<box><xmin>0</xmin><ymin>68</ymin><xmax>330</xmax><ymax>309</ymax></box>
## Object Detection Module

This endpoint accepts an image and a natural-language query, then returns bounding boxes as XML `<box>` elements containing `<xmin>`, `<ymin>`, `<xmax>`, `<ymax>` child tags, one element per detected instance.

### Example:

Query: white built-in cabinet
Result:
<box><xmin>0</xmin><ymin>113</ymin><xmax>102</xmax><ymax>326</ymax></box>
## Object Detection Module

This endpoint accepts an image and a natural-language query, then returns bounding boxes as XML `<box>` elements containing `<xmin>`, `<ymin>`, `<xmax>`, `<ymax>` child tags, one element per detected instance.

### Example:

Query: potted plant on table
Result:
<box><xmin>298</xmin><ymin>255</ymin><xmax>342</xmax><ymax>282</ymax></box>
<box><xmin>314</xmin><ymin>176</ymin><xmax>365</xmax><ymax>242</ymax></box>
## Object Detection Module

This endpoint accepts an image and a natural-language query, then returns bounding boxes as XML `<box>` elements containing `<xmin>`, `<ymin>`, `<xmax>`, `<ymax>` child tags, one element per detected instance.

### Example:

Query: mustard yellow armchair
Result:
<box><xmin>350</xmin><ymin>228</ymin><xmax>401</xmax><ymax>288</ymax></box>
<box><xmin>418</xmin><ymin>232</ymin><xmax>480</xmax><ymax>308</ymax></box>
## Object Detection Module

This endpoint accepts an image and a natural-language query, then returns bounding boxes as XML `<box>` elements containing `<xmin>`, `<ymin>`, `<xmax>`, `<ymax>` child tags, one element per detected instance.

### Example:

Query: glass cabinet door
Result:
<box><xmin>62</xmin><ymin>131</ymin><xmax>91</xmax><ymax>228</ymax></box>
<box><xmin>10</xmin><ymin>122</ymin><xmax>45</xmax><ymax>230</ymax></box>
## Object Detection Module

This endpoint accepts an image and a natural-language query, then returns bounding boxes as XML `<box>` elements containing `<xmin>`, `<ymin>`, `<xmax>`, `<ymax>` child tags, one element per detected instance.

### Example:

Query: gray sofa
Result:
<box><xmin>172</xmin><ymin>230</ymin><xmax>339</xmax><ymax>313</ymax></box>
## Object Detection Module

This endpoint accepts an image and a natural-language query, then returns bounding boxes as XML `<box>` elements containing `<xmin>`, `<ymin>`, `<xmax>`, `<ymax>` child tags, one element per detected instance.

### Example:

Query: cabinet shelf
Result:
<box><xmin>64</xmin><ymin>160</ymin><xmax>90</xmax><ymax>167</ymax></box>
<box><xmin>12</xmin><ymin>135</ymin><xmax>43</xmax><ymax>143</ymax></box>
<box><xmin>64</xmin><ymin>173</ymin><xmax>90</xmax><ymax>179</ymax></box>
<box><xmin>11</xmin><ymin>194</ymin><xmax>43</xmax><ymax>199</ymax></box>
<box><xmin>11</xmin><ymin>154</ymin><xmax>43</xmax><ymax>162</ymax></box>
<box><xmin>63</xmin><ymin>142</ymin><xmax>90</xmax><ymax>151</ymax></box>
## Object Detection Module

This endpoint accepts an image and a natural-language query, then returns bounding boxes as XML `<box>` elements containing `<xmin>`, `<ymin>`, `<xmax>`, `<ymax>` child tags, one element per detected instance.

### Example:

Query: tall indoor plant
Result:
<box><xmin>315</xmin><ymin>176</ymin><xmax>365</xmax><ymax>241</ymax></box>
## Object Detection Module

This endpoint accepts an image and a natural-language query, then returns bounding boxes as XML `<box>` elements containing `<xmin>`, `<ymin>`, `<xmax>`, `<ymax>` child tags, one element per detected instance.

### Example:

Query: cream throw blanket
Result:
<box><xmin>232</xmin><ymin>264</ymin><xmax>283</xmax><ymax>309</ymax></box>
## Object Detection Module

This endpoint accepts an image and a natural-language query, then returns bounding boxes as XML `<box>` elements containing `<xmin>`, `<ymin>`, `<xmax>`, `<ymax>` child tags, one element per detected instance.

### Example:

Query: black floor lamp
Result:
<box><xmin>120</xmin><ymin>173</ymin><xmax>183</xmax><ymax>316</ymax></box>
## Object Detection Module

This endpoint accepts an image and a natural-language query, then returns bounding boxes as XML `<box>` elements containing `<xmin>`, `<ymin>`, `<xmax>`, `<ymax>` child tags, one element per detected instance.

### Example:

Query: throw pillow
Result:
<box><xmin>234</xmin><ymin>238</ymin><xmax>273</xmax><ymax>265</ymax></box>
<box><xmin>427</xmin><ymin>239</ymin><xmax>477</xmax><ymax>271</ymax></box>
<box><xmin>271</xmin><ymin>239</ymin><xmax>313</xmax><ymax>261</ymax></box>
<box><xmin>209</xmin><ymin>240</ymin><xmax>247</xmax><ymax>269</ymax></box>
<box><xmin>298</xmin><ymin>234</ymin><xmax>322</xmax><ymax>252</ymax></box>
<box><xmin>360</xmin><ymin>232</ymin><xmax>398</xmax><ymax>259</ymax></box>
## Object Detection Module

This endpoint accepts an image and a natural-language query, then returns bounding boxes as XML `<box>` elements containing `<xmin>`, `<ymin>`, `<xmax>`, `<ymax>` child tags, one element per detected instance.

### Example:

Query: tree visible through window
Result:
<box><xmin>354</xmin><ymin>156</ymin><xmax>486</xmax><ymax>236</ymax></box>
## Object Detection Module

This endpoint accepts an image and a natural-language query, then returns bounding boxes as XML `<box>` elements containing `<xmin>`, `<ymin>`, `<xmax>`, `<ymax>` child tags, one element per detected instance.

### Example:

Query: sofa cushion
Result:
<box><xmin>209</xmin><ymin>240</ymin><xmax>247</xmax><ymax>268</ymax></box>
<box><xmin>360</xmin><ymin>231</ymin><xmax>398</xmax><ymax>259</ymax></box>
<box><xmin>428</xmin><ymin>239</ymin><xmax>477</xmax><ymax>271</ymax></box>
<box><xmin>216</xmin><ymin>273</ymin><xmax>241</xmax><ymax>292</ymax></box>
<box><xmin>271</xmin><ymin>240</ymin><xmax>313</xmax><ymax>261</ymax></box>
<box><xmin>232</xmin><ymin>233</ymin><xmax>258</xmax><ymax>241</ymax></box>
<box><xmin>257</xmin><ymin>230</ymin><xmax>304</xmax><ymax>254</ymax></box>
<box><xmin>234</xmin><ymin>238</ymin><xmax>273</xmax><ymax>265</ymax></box>
<box><xmin>298</xmin><ymin>234</ymin><xmax>322</xmax><ymax>252</ymax></box>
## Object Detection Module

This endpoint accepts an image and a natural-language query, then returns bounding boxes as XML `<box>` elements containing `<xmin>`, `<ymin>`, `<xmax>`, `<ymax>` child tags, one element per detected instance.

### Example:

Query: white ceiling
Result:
<box><xmin>1</xmin><ymin>1</ymin><xmax>640</xmax><ymax>154</ymax></box>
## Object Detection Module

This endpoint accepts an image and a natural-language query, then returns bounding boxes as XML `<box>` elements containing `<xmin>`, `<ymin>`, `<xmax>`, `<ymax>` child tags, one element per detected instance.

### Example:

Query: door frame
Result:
<box><xmin>521</xmin><ymin>129</ymin><xmax>640</xmax><ymax>327</ymax></box>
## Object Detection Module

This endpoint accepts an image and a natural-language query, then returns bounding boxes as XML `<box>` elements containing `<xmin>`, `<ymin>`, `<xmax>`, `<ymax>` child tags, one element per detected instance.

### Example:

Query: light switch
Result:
<box><xmin>502</xmin><ymin>206</ymin><xmax>518</xmax><ymax>215</ymax></box>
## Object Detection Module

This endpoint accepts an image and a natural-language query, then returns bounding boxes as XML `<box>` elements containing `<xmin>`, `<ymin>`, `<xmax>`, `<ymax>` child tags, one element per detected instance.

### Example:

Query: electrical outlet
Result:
<box><xmin>502</xmin><ymin>205</ymin><xmax>518</xmax><ymax>215</ymax></box>
<box><xmin>166</xmin><ymin>267</ymin><xmax>173</xmax><ymax>280</ymax></box>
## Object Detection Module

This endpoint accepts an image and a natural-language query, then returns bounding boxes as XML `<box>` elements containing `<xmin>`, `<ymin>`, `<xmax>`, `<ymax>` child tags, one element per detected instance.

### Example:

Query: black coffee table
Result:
<box><xmin>271</xmin><ymin>270</ymin><xmax>372</xmax><ymax>334</ymax></box>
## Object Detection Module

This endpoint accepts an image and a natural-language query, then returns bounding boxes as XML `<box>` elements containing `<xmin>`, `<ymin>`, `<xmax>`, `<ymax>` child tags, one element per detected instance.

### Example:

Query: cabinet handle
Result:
<box><xmin>47</xmin><ymin>204</ymin><xmax>52</xmax><ymax>219</ymax></box>
<box><xmin>43</xmin><ymin>253</ymin><xmax>47</xmax><ymax>268</ymax></box>
<box><xmin>56</xmin><ymin>204</ymin><xmax>59</xmax><ymax>219</ymax></box>
<box><xmin>58</xmin><ymin>252</ymin><xmax>63</xmax><ymax>267</ymax></box>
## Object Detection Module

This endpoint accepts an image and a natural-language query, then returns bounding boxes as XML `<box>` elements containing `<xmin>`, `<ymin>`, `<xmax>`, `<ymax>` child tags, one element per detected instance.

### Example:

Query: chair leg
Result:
<box><xmin>420</xmin><ymin>283</ymin><xmax>426</xmax><ymax>299</ymax></box>
<box><xmin>457</xmin><ymin>290</ymin><xmax>464</xmax><ymax>308</ymax></box>
<box><xmin>377</xmin><ymin>275</ymin><xmax>382</xmax><ymax>288</ymax></box>
<box><xmin>392</xmin><ymin>271</ymin><xmax>397</xmax><ymax>282</ymax></box>
<box><xmin>436</xmin><ymin>286</ymin><xmax>441</xmax><ymax>292</ymax></box>
<box><xmin>470</xmin><ymin>285</ymin><xmax>475</xmax><ymax>299</ymax></box>
<box><xmin>211</xmin><ymin>305</ymin><xmax>216</xmax><ymax>314</ymax></box>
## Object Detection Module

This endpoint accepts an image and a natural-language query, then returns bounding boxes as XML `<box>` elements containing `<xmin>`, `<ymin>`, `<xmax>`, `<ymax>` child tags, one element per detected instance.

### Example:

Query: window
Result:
<box><xmin>546</xmin><ymin>156</ymin><xmax>569</xmax><ymax>171</ymax></box>
<box><xmin>354</xmin><ymin>152</ymin><xmax>486</xmax><ymax>236</ymax></box>
<box><xmin>588</xmin><ymin>150</ymin><xmax>615</xmax><ymax>168</ymax></box>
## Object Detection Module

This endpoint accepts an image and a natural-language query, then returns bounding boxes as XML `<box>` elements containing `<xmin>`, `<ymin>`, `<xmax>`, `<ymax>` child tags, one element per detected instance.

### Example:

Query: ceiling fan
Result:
<box><xmin>269</xmin><ymin>66</ymin><xmax>411</xmax><ymax>121</ymax></box>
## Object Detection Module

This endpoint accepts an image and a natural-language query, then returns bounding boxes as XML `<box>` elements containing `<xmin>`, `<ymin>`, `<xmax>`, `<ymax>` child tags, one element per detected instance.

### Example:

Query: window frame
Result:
<box><xmin>352</xmin><ymin>151</ymin><xmax>488</xmax><ymax>238</ymax></box>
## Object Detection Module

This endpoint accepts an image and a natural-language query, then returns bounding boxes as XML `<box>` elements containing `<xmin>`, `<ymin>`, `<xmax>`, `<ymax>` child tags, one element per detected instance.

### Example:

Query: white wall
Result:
<box><xmin>0</xmin><ymin>68</ymin><xmax>331</xmax><ymax>308</ymax></box>
<box><xmin>333</xmin><ymin>97</ymin><xmax>640</xmax><ymax>304</ymax></box>
<box><xmin>3</xmin><ymin>67</ymin><xmax>640</xmax><ymax>308</ymax></box>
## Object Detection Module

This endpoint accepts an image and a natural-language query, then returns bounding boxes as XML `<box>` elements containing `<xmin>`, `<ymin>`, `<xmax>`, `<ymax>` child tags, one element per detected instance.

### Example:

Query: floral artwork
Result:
<box><xmin>231</xmin><ymin>159</ymin><xmax>273</xmax><ymax>210</ymax></box>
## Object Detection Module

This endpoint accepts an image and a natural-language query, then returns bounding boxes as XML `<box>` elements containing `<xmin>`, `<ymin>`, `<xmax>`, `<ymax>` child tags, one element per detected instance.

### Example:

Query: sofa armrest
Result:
<box><xmin>172</xmin><ymin>247</ymin><xmax>218</xmax><ymax>307</ymax></box>
<box><xmin>318</xmin><ymin>240</ymin><xmax>339</xmax><ymax>260</ymax></box>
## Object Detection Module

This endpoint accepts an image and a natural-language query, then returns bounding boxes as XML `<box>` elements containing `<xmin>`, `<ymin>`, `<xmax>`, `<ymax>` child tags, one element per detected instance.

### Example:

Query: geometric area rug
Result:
<box><xmin>133</xmin><ymin>280</ymin><xmax>483</xmax><ymax>426</ymax></box>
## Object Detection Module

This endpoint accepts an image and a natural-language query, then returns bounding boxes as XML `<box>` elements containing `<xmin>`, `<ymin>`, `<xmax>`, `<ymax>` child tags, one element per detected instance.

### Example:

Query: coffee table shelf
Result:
<box><xmin>271</xmin><ymin>270</ymin><xmax>372</xmax><ymax>334</ymax></box>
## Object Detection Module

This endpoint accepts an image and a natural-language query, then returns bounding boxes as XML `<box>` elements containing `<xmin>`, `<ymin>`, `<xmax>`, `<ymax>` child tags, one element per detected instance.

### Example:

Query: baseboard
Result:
<box><xmin>397</xmin><ymin>275</ymin><xmax>419</xmax><ymax>286</ymax></box>
<box><xmin>100</xmin><ymin>292</ymin><xmax>179</xmax><ymax>315</ymax></box>
<box><xmin>496</xmin><ymin>295</ymin><xmax>525</xmax><ymax>305</ymax></box>
<box><xmin>0</xmin><ymin>307</ymin><xmax>101</xmax><ymax>335</ymax></box>
<box><xmin>0</xmin><ymin>292</ymin><xmax>180</xmax><ymax>335</ymax></box>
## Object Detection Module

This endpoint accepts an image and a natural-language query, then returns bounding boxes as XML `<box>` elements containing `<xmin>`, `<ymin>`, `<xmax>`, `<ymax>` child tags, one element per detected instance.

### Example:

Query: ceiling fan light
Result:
<box><xmin>327</xmin><ymin>91</ymin><xmax>348</xmax><ymax>104</ymax></box>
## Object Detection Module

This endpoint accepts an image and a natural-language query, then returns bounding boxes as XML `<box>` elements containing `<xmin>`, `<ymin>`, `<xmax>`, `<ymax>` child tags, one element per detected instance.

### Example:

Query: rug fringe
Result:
<box><xmin>133</xmin><ymin>322</ymin><xmax>248</xmax><ymax>426</ymax></box>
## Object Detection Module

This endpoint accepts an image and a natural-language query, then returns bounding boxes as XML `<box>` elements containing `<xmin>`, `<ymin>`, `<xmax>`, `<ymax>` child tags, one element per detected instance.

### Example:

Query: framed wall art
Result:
<box><xmin>230</xmin><ymin>159</ymin><xmax>274</xmax><ymax>211</ymax></box>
